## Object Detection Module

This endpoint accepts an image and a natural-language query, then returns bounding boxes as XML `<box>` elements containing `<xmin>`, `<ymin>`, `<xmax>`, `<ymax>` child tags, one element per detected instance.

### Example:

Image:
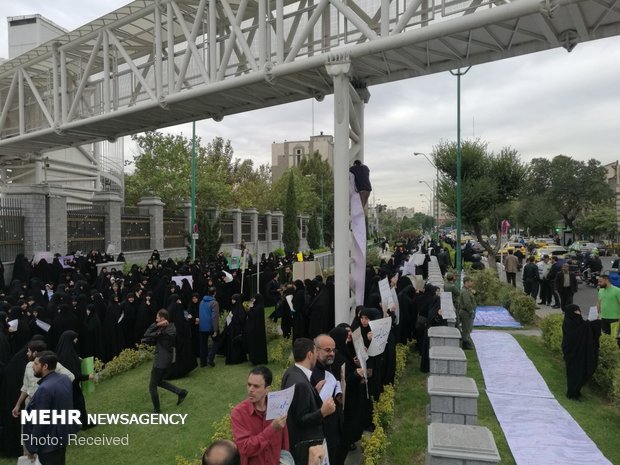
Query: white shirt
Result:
<box><xmin>294</xmin><ymin>363</ymin><xmax>313</xmax><ymax>382</ymax></box>
<box><xmin>21</xmin><ymin>361</ymin><xmax>75</xmax><ymax>404</ymax></box>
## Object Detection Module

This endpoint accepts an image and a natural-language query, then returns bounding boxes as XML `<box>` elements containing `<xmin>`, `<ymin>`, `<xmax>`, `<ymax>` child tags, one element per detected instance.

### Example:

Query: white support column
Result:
<box><xmin>326</xmin><ymin>56</ymin><xmax>352</xmax><ymax>326</ymax></box>
<box><xmin>103</xmin><ymin>31</ymin><xmax>111</xmax><ymax>113</ymax></box>
<box><xmin>154</xmin><ymin>3</ymin><xmax>164</xmax><ymax>100</ymax></box>
<box><xmin>167</xmin><ymin>3</ymin><xmax>176</xmax><ymax>90</ymax></box>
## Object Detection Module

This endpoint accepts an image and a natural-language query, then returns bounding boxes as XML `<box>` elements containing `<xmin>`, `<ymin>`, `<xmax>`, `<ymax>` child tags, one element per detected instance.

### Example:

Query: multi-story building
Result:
<box><xmin>0</xmin><ymin>14</ymin><xmax>124</xmax><ymax>202</ymax></box>
<box><xmin>271</xmin><ymin>132</ymin><xmax>333</xmax><ymax>181</ymax></box>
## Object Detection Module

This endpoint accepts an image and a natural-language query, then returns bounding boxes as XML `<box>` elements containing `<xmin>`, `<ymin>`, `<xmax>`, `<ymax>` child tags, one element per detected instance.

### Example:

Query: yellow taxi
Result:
<box><xmin>534</xmin><ymin>246</ymin><xmax>568</xmax><ymax>262</ymax></box>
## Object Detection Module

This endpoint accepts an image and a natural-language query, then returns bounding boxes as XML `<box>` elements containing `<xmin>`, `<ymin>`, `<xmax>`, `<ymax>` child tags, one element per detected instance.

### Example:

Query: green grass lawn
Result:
<box><xmin>0</xmin><ymin>353</ymin><xmax>282</xmax><ymax>465</ymax></box>
<box><xmin>515</xmin><ymin>335</ymin><xmax>620</xmax><ymax>464</ymax></box>
<box><xmin>383</xmin><ymin>336</ymin><xmax>620</xmax><ymax>465</ymax></box>
<box><xmin>382</xmin><ymin>345</ymin><xmax>516</xmax><ymax>465</ymax></box>
<box><xmin>6</xmin><ymin>331</ymin><xmax>618</xmax><ymax>465</ymax></box>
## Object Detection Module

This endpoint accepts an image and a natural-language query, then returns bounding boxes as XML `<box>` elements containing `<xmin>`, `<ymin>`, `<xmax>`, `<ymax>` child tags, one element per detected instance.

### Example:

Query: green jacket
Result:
<box><xmin>459</xmin><ymin>287</ymin><xmax>477</xmax><ymax>315</ymax></box>
<box><xmin>444</xmin><ymin>282</ymin><xmax>461</xmax><ymax>310</ymax></box>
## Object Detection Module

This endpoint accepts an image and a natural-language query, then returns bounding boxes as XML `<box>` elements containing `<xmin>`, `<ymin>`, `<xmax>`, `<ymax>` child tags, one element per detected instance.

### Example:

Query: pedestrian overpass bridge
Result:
<box><xmin>1</xmin><ymin>0</ymin><xmax>618</xmax><ymax>156</ymax></box>
<box><xmin>1</xmin><ymin>0</ymin><xmax>618</xmax><ymax>321</ymax></box>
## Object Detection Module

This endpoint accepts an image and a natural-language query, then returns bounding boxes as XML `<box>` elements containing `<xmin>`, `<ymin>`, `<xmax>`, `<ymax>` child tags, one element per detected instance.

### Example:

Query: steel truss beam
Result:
<box><xmin>0</xmin><ymin>0</ymin><xmax>619</xmax><ymax>157</ymax></box>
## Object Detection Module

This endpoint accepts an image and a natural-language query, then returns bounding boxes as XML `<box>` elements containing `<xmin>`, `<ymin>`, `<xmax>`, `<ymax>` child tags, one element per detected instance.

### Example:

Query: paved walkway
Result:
<box><xmin>473</xmin><ymin>330</ymin><xmax>612</xmax><ymax>465</ymax></box>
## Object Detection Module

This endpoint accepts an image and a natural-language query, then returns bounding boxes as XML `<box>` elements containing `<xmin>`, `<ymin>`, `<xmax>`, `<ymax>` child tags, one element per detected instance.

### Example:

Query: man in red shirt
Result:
<box><xmin>231</xmin><ymin>366</ymin><xmax>289</xmax><ymax>465</ymax></box>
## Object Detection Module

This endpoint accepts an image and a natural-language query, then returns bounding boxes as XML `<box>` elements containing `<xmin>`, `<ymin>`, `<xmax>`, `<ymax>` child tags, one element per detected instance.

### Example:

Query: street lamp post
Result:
<box><xmin>191</xmin><ymin>121</ymin><xmax>197</xmax><ymax>261</ymax></box>
<box><xmin>420</xmin><ymin>193</ymin><xmax>431</xmax><ymax>216</ymax></box>
<box><xmin>319</xmin><ymin>175</ymin><xmax>325</xmax><ymax>248</ymax></box>
<box><xmin>414</xmin><ymin>152</ymin><xmax>439</xmax><ymax>240</ymax></box>
<box><xmin>449</xmin><ymin>66</ymin><xmax>471</xmax><ymax>286</ymax></box>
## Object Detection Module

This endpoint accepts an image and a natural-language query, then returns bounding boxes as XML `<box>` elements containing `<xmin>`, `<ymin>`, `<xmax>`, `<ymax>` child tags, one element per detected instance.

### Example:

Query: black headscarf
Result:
<box><xmin>56</xmin><ymin>329</ymin><xmax>81</xmax><ymax>380</ymax></box>
<box><xmin>561</xmin><ymin>304</ymin><xmax>602</xmax><ymax>398</ymax></box>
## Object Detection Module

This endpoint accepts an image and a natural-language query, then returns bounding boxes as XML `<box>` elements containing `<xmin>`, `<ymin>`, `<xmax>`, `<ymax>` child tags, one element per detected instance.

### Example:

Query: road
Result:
<box><xmin>515</xmin><ymin>255</ymin><xmax>618</xmax><ymax>314</ymax></box>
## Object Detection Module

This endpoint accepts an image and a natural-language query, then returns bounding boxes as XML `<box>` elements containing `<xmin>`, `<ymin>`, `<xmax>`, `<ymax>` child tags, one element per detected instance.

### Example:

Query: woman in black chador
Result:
<box><xmin>244</xmin><ymin>293</ymin><xmax>268</xmax><ymax>365</ymax></box>
<box><xmin>56</xmin><ymin>330</ymin><xmax>94</xmax><ymax>427</ymax></box>
<box><xmin>225</xmin><ymin>293</ymin><xmax>247</xmax><ymax>364</ymax></box>
<box><xmin>419</xmin><ymin>284</ymin><xmax>446</xmax><ymax>373</ymax></box>
<box><xmin>562</xmin><ymin>304</ymin><xmax>602</xmax><ymax>400</ymax></box>
<box><xmin>165</xmin><ymin>294</ymin><xmax>197</xmax><ymax>379</ymax></box>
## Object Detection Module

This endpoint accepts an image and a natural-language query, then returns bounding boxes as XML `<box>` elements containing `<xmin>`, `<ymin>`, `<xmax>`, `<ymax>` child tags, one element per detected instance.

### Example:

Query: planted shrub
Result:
<box><xmin>509</xmin><ymin>293</ymin><xmax>536</xmax><ymax>325</ymax></box>
<box><xmin>541</xmin><ymin>314</ymin><xmax>563</xmax><ymax>354</ymax></box>
<box><xmin>471</xmin><ymin>269</ymin><xmax>503</xmax><ymax>305</ymax></box>
<box><xmin>94</xmin><ymin>344</ymin><xmax>154</xmax><ymax>382</ymax></box>
<box><xmin>593</xmin><ymin>335</ymin><xmax>620</xmax><ymax>402</ymax></box>
<box><xmin>541</xmin><ymin>314</ymin><xmax>620</xmax><ymax>402</ymax></box>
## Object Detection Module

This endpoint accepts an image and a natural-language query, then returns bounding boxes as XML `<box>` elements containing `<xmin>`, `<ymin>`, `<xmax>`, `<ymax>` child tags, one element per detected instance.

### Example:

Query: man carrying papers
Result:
<box><xmin>231</xmin><ymin>366</ymin><xmax>289</xmax><ymax>465</ymax></box>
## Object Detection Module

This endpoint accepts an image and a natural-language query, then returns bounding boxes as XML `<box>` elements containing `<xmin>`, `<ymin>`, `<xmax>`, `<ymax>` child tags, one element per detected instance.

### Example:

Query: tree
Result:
<box><xmin>126</xmin><ymin>131</ymin><xmax>274</xmax><ymax>211</ymax></box>
<box><xmin>196</xmin><ymin>210</ymin><xmax>223</xmax><ymax>261</ymax></box>
<box><xmin>125</xmin><ymin>131</ymin><xmax>196</xmax><ymax>207</ymax></box>
<box><xmin>298</xmin><ymin>151</ymin><xmax>334</xmax><ymax>246</ymax></box>
<box><xmin>513</xmin><ymin>196</ymin><xmax>558</xmax><ymax>237</ymax></box>
<box><xmin>525</xmin><ymin>155</ymin><xmax>612</xmax><ymax>235</ymax></box>
<box><xmin>282</xmin><ymin>174</ymin><xmax>300</xmax><ymax>254</ymax></box>
<box><xmin>307</xmin><ymin>212</ymin><xmax>321</xmax><ymax>250</ymax></box>
<box><xmin>580</xmin><ymin>205</ymin><xmax>616</xmax><ymax>240</ymax></box>
<box><xmin>434</xmin><ymin>139</ymin><xmax>526</xmax><ymax>268</ymax></box>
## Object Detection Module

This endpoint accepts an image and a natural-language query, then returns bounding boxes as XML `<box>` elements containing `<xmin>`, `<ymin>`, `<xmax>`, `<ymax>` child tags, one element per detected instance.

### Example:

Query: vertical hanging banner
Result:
<box><xmin>350</xmin><ymin>174</ymin><xmax>366</xmax><ymax>308</ymax></box>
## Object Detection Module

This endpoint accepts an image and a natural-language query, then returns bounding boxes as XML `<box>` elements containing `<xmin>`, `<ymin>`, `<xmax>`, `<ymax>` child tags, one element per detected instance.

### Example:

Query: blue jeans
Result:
<box><xmin>199</xmin><ymin>331</ymin><xmax>213</xmax><ymax>366</ymax></box>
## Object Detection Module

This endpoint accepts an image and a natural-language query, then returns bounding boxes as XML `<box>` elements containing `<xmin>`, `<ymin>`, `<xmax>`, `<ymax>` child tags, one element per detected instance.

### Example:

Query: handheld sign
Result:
<box><xmin>351</xmin><ymin>328</ymin><xmax>368</xmax><ymax>374</ymax></box>
<box><xmin>588</xmin><ymin>306</ymin><xmax>598</xmax><ymax>321</ymax></box>
<box><xmin>81</xmin><ymin>357</ymin><xmax>95</xmax><ymax>394</ymax></box>
<box><xmin>321</xmin><ymin>439</ymin><xmax>330</xmax><ymax>465</ymax></box>
<box><xmin>352</xmin><ymin>327</ymin><xmax>370</xmax><ymax>400</ymax></box>
<box><xmin>266</xmin><ymin>385</ymin><xmax>295</xmax><ymax>420</ymax></box>
<box><xmin>171</xmin><ymin>275</ymin><xmax>193</xmax><ymax>289</ymax></box>
<box><xmin>318</xmin><ymin>372</ymin><xmax>338</xmax><ymax>402</ymax></box>
<box><xmin>35</xmin><ymin>319</ymin><xmax>51</xmax><ymax>332</ymax></box>
<box><xmin>367</xmin><ymin>317</ymin><xmax>392</xmax><ymax>356</ymax></box>
<box><xmin>286</xmin><ymin>294</ymin><xmax>295</xmax><ymax>312</ymax></box>
<box><xmin>378</xmin><ymin>278</ymin><xmax>394</xmax><ymax>317</ymax></box>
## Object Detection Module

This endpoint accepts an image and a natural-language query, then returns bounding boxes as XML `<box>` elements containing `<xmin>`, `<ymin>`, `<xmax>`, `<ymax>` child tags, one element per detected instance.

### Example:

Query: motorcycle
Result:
<box><xmin>581</xmin><ymin>267</ymin><xmax>600</xmax><ymax>287</ymax></box>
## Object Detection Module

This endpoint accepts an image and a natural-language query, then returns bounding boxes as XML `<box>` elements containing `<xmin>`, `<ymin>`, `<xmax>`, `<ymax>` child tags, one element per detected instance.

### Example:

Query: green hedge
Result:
<box><xmin>540</xmin><ymin>315</ymin><xmax>620</xmax><ymax>402</ymax></box>
<box><xmin>361</xmin><ymin>343</ymin><xmax>411</xmax><ymax>465</ymax></box>
<box><xmin>470</xmin><ymin>269</ymin><xmax>536</xmax><ymax>325</ymax></box>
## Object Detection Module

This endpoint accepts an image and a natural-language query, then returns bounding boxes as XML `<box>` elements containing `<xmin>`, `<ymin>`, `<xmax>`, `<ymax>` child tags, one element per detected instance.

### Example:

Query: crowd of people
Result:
<box><xmin>1</xmin><ymin>230</ymin><xmax>616</xmax><ymax>465</ymax></box>
<box><xmin>0</xmin><ymin>236</ymin><xmax>457</xmax><ymax>465</ymax></box>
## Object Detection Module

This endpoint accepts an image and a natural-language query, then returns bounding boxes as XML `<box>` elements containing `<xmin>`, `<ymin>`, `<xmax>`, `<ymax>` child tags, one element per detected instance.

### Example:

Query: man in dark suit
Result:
<box><xmin>555</xmin><ymin>262</ymin><xmax>578</xmax><ymax>312</ymax></box>
<box><xmin>281</xmin><ymin>338</ymin><xmax>335</xmax><ymax>465</ymax></box>
<box><xmin>23</xmin><ymin>351</ymin><xmax>74</xmax><ymax>465</ymax></box>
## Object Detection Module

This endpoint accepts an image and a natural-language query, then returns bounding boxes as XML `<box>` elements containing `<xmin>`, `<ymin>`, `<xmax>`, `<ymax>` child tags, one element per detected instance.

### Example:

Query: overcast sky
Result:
<box><xmin>2</xmin><ymin>1</ymin><xmax>619</xmax><ymax>213</ymax></box>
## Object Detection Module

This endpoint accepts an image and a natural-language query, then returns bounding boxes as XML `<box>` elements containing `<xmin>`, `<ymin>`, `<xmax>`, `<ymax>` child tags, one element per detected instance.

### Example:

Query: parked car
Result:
<box><xmin>569</xmin><ymin>241</ymin><xmax>607</xmax><ymax>256</ymax></box>
<box><xmin>534</xmin><ymin>246</ymin><xmax>568</xmax><ymax>262</ymax></box>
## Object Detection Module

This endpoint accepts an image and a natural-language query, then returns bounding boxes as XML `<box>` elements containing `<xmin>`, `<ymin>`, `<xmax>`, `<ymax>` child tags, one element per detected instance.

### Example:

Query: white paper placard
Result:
<box><xmin>351</xmin><ymin>328</ymin><xmax>367</xmax><ymax>373</ymax></box>
<box><xmin>367</xmin><ymin>317</ymin><xmax>392</xmax><ymax>356</ymax></box>
<box><xmin>35</xmin><ymin>319</ymin><xmax>51</xmax><ymax>332</ymax></box>
<box><xmin>318</xmin><ymin>371</ymin><xmax>338</xmax><ymax>402</ymax></box>
<box><xmin>266</xmin><ymin>385</ymin><xmax>296</xmax><ymax>420</ymax></box>
<box><xmin>171</xmin><ymin>275</ymin><xmax>193</xmax><ymax>289</ymax></box>
<box><xmin>286</xmin><ymin>294</ymin><xmax>294</xmax><ymax>312</ymax></box>
<box><xmin>378</xmin><ymin>278</ymin><xmax>393</xmax><ymax>317</ymax></box>
<box><xmin>588</xmin><ymin>306</ymin><xmax>598</xmax><ymax>321</ymax></box>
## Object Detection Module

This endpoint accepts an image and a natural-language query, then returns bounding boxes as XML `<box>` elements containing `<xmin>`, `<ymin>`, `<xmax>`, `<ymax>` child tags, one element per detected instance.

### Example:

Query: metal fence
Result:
<box><xmin>315</xmin><ymin>252</ymin><xmax>334</xmax><ymax>271</ymax></box>
<box><xmin>67</xmin><ymin>203</ymin><xmax>105</xmax><ymax>253</ymax></box>
<box><xmin>0</xmin><ymin>198</ymin><xmax>24</xmax><ymax>262</ymax></box>
<box><xmin>164</xmin><ymin>215</ymin><xmax>186</xmax><ymax>249</ymax></box>
<box><xmin>121</xmin><ymin>208</ymin><xmax>151</xmax><ymax>251</ymax></box>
